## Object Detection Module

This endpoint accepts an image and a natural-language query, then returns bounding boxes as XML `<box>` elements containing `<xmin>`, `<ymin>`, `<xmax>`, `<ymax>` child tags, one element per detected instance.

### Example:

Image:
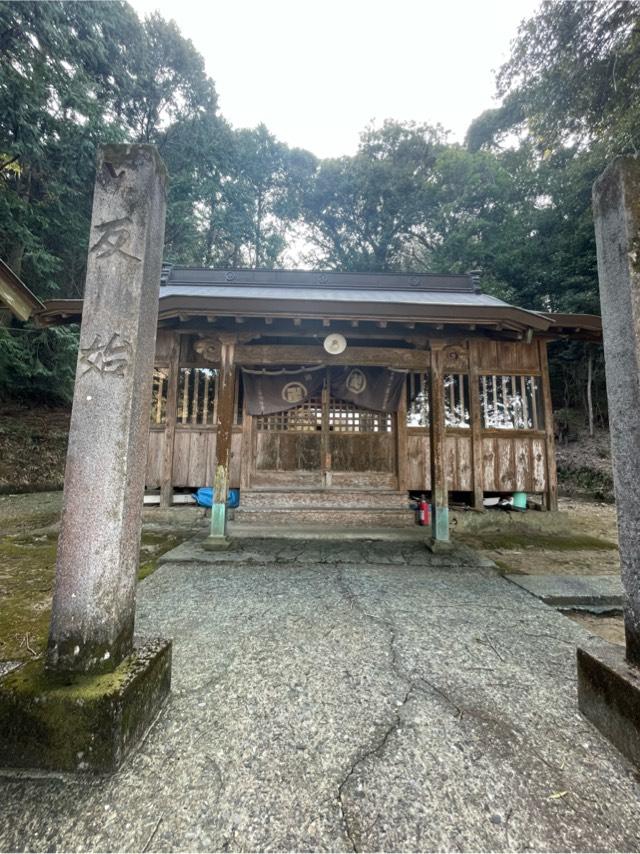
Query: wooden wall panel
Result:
<box><xmin>532</xmin><ymin>438</ymin><xmax>547</xmax><ymax>492</ymax></box>
<box><xmin>407</xmin><ymin>433</ymin><xmax>430</xmax><ymax>491</ymax></box>
<box><xmin>329</xmin><ymin>433</ymin><xmax>395</xmax><ymax>473</ymax></box>
<box><xmin>172</xmin><ymin>429</ymin><xmax>192</xmax><ymax>486</ymax></box>
<box><xmin>407</xmin><ymin>432</ymin><xmax>472</xmax><ymax>491</ymax></box>
<box><xmin>482</xmin><ymin>437</ymin><xmax>497</xmax><ymax>492</ymax></box>
<box><xmin>145</xmin><ymin>430</ymin><xmax>165</xmax><ymax>488</ymax></box>
<box><xmin>170</xmin><ymin>429</ymin><xmax>243</xmax><ymax>488</ymax></box>
<box><xmin>255</xmin><ymin>432</ymin><xmax>322</xmax><ymax>472</ymax></box>
<box><xmin>475</xmin><ymin>340</ymin><xmax>541</xmax><ymax>373</ymax></box>
<box><xmin>154</xmin><ymin>329</ymin><xmax>173</xmax><ymax>363</ymax></box>
<box><xmin>481</xmin><ymin>435</ymin><xmax>547</xmax><ymax>493</ymax></box>
<box><xmin>187</xmin><ymin>430</ymin><xmax>208</xmax><ymax>487</ymax></box>
<box><xmin>230</xmin><ymin>432</ymin><xmax>242</xmax><ymax>488</ymax></box>
<box><xmin>445</xmin><ymin>434</ymin><xmax>472</xmax><ymax>491</ymax></box>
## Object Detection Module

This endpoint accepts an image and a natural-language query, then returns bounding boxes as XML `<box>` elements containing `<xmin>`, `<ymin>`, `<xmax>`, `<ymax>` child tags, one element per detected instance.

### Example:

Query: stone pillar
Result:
<box><xmin>577</xmin><ymin>156</ymin><xmax>640</xmax><ymax>767</ymax></box>
<box><xmin>0</xmin><ymin>144</ymin><xmax>172</xmax><ymax>775</ymax></box>
<box><xmin>205</xmin><ymin>334</ymin><xmax>237</xmax><ymax>548</ymax></box>
<box><xmin>47</xmin><ymin>144</ymin><xmax>167</xmax><ymax>675</ymax></box>
<box><xmin>429</xmin><ymin>343</ymin><xmax>449</xmax><ymax>544</ymax></box>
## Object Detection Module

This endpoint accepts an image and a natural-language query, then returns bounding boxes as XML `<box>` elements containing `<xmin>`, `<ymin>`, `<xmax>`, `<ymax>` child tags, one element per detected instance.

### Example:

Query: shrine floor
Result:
<box><xmin>1</xmin><ymin>539</ymin><xmax>639</xmax><ymax>852</ymax></box>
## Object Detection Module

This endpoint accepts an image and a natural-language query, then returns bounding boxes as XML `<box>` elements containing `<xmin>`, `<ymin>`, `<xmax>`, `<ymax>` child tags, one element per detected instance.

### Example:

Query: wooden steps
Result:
<box><xmin>235</xmin><ymin>489</ymin><xmax>416</xmax><ymax>528</ymax></box>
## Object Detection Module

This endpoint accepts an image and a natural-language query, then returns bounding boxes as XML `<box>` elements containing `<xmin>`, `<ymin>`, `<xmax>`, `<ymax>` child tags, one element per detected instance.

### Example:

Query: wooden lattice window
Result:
<box><xmin>406</xmin><ymin>372</ymin><xmax>430</xmax><ymax>427</ymax></box>
<box><xmin>480</xmin><ymin>374</ymin><xmax>543</xmax><ymax>430</ymax></box>
<box><xmin>150</xmin><ymin>368</ymin><xmax>168</xmax><ymax>425</ymax></box>
<box><xmin>444</xmin><ymin>373</ymin><xmax>470</xmax><ymax>428</ymax></box>
<box><xmin>256</xmin><ymin>398</ymin><xmax>323</xmax><ymax>432</ymax></box>
<box><xmin>178</xmin><ymin>367</ymin><xmax>218</xmax><ymax>425</ymax></box>
<box><xmin>328</xmin><ymin>399</ymin><xmax>392</xmax><ymax>433</ymax></box>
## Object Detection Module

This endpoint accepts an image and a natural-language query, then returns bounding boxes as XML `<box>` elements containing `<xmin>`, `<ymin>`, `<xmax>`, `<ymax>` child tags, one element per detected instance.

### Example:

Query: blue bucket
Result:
<box><xmin>193</xmin><ymin>487</ymin><xmax>240</xmax><ymax>509</ymax></box>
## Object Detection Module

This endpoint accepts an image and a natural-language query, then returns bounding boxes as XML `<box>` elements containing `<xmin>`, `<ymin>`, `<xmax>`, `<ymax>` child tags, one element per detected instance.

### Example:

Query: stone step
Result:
<box><xmin>233</xmin><ymin>507</ymin><xmax>418</xmax><ymax>528</ymax></box>
<box><xmin>241</xmin><ymin>489</ymin><xmax>411</xmax><ymax>510</ymax></box>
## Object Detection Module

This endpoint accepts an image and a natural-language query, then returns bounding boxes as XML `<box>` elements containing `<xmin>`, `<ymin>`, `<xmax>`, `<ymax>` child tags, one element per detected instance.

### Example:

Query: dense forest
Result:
<box><xmin>1</xmin><ymin>0</ymin><xmax>637</xmax><ymax>426</ymax></box>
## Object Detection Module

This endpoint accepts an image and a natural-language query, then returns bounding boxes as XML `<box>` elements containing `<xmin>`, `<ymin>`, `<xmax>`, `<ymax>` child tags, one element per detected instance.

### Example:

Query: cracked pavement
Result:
<box><xmin>2</xmin><ymin>539</ymin><xmax>640</xmax><ymax>852</ymax></box>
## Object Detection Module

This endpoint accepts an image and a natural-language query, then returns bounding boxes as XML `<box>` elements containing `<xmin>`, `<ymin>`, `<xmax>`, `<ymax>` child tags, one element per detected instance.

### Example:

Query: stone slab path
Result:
<box><xmin>1</xmin><ymin>539</ymin><xmax>640</xmax><ymax>852</ymax></box>
<box><xmin>506</xmin><ymin>573</ymin><xmax>623</xmax><ymax>611</ymax></box>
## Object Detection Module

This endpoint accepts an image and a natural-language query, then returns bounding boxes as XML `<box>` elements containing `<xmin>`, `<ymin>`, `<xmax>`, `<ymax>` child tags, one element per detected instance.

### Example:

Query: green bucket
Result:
<box><xmin>512</xmin><ymin>492</ymin><xmax>527</xmax><ymax>510</ymax></box>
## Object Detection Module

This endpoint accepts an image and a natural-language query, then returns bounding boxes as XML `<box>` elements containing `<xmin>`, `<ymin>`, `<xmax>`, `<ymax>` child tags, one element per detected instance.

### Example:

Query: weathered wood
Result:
<box><xmin>429</xmin><ymin>343</ymin><xmax>449</xmax><ymax>540</ymax></box>
<box><xmin>468</xmin><ymin>340</ymin><xmax>484</xmax><ymax>509</ymax></box>
<box><xmin>475</xmin><ymin>339</ymin><xmax>541</xmax><ymax>373</ymax></box>
<box><xmin>160</xmin><ymin>333</ymin><xmax>180</xmax><ymax>508</ymax></box>
<box><xmin>145</xmin><ymin>429</ymin><xmax>165</xmax><ymax>488</ymax></box>
<box><xmin>235</xmin><ymin>344</ymin><xmax>430</xmax><ymax>370</ymax></box>
<box><xmin>396</xmin><ymin>390</ymin><xmax>408</xmax><ymax>492</ymax></box>
<box><xmin>539</xmin><ymin>339</ymin><xmax>558</xmax><ymax>510</ymax></box>
<box><xmin>240</xmin><ymin>399</ymin><xmax>252</xmax><ymax>490</ymax></box>
<box><xmin>329</xmin><ymin>433</ymin><xmax>396</xmax><ymax>474</ymax></box>
<box><xmin>208</xmin><ymin>335</ymin><xmax>237</xmax><ymax>541</ymax></box>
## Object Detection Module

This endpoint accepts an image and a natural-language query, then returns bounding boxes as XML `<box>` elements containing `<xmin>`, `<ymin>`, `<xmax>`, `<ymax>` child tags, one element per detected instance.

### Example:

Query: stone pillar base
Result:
<box><xmin>426</xmin><ymin>537</ymin><xmax>453</xmax><ymax>554</ymax></box>
<box><xmin>0</xmin><ymin>637</ymin><xmax>171</xmax><ymax>774</ymax></box>
<box><xmin>202</xmin><ymin>535</ymin><xmax>233</xmax><ymax>551</ymax></box>
<box><xmin>577</xmin><ymin>644</ymin><xmax>640</xmax><ymax>767</ymax></box>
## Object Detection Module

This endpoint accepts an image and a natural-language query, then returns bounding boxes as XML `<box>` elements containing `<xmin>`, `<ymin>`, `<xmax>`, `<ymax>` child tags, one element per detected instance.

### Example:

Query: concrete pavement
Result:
<box><xmin>1</xmin><ymin>539</ymin><xmax>639</xmax><ymax>852</ymax></box>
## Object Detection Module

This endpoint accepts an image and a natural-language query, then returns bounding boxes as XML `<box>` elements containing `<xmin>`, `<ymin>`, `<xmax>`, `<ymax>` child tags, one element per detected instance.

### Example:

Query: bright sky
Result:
<box><xmin>131</xmin><ymin>0</ymin><xmax>540</xmax><ymax>158</ymax></box>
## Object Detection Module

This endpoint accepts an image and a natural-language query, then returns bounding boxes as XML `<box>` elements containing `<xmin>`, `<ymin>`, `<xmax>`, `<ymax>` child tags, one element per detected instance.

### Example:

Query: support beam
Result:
<box><xmin>539</xmin><ymin>339</ymin><xmax>558</xmax><ymax>511</ymax></box>
<box><xmin>468</xmin><ymin>340</ymin><xmax>484</xmax><ymax>511</ymax></box>
<box><xmin>429</xmin><ymin>343</ymin><xmax>449</xmax><ymax>543</ymax></box>
<box><xmin>160</xmin><ymin>334</ymin><xmax>179</xmax><ymax>508</ymax></box>
<box><xmin>205</xmin><ymin>334</ymin><xmax>237</xmax><ymax>548</ymax></box>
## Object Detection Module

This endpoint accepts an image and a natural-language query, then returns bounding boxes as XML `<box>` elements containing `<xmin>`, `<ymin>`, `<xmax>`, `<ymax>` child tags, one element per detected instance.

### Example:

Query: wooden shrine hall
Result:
<box><xmin>5</xmin><ymin>264</ymin><xmax>601</xmax><ymax>537</ymax></box>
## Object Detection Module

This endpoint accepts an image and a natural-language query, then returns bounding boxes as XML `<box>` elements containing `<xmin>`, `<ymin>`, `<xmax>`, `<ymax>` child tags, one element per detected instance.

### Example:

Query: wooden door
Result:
<box><xmin>325</xmin><ymin>386</ymin><xmax>398</xmax><ymax>489</ymax></box>
<box><xmin>251</xmin><ymin>396</ymin><xmax>324</xmax><ymax>487</ymax></box>
<box><xmin>249</xmin><ymin>369</ymin><xmax>398</xmax><ymax>490</ymax></box>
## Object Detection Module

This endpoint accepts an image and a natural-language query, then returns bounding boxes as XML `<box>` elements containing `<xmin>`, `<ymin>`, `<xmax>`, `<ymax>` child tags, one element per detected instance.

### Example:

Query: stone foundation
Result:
<box><xmin>0</xmin><ymin>637</ymin><xmax>171</xmax><ymax>773</ymax></box>
<box><xmin>577</xmin><ymin>644</ymin><xmax>640</xmax><ymax>767</ymax></box>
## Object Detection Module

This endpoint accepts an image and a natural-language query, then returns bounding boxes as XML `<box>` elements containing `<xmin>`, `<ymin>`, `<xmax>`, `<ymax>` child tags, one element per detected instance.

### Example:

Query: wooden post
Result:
<box><xmin>160</xmin><ymin>333</ymin><xmax>179</xmax><ymax>509</ymax></box>
<box><xmin>429</xmin><ymin>342</ymin><xmax>449</xmax><ymax>542</ymax></box>
<box><xmin>239</xmin><ymin>394</ymin><xmax>252</xmax><ymax>490</ymax></box>
<box><xmin>396</xmin><ymin>381</ymin><xmax>408</xmax><ymax>492</ymax></box>
<box><xmin>539</xmin><ymin>339</ymin><xmax>558</xmax><ymax>511</ymax></box>
<box><xmin>468</xmin><ymin>340</ymin><xmax>484</xmax><ymax>511</ymax></box>
<box><xmin>205</xmin><ymin>334</ymin><xmax>237</xmax><ymax>547</ymax></box>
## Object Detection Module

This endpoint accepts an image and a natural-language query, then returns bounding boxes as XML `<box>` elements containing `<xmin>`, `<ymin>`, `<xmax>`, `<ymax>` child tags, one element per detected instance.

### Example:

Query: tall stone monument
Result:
<box><xmin>0</xmin><ymin>144</ymin><xmax>172</xmax><ymax>773</ymax></box>
<box><xmin>578</xmin><ymin>156</ymin><xmax>640</xmax><ymax>765</ymax></box>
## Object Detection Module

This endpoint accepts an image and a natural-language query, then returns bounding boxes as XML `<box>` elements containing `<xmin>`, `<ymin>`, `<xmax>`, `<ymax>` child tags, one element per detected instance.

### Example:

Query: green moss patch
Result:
<box><xmin>0</xmin><ymin>528</ymin><xmax>189</xmax><ymax>662</ymax></box>
<box><xmin>458</xmin><ymin>530</ymin><xmax>618</xmax><ymax>552</ymax></box>
<box><xmin>0</xmin><ymin>638</ymin><xmax>172</xmax><ymax>773</ymax></box>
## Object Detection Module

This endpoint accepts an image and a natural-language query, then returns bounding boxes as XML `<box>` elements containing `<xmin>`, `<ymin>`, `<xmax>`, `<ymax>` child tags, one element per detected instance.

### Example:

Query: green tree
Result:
<box><xmin>468</xmin><ymin>1</ymin><xmax>640</xmax><ymax>157</ymax></box>
<box><xmin>300</xmin><ymin>121</ymin><xmax>444</xmax><ymax>271</ymax></box>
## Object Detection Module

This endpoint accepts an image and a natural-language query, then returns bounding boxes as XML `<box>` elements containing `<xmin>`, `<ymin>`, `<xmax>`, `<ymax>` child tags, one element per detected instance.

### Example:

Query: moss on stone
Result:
<box><xmin>457</xmin><ymin>530</ymin><xmax>618</xmax><ymax>552</ymax></box>
<box><xmin>0</xmin><ymin>638</ymin><xmax>172</xmax><ymax>773</ymax></box>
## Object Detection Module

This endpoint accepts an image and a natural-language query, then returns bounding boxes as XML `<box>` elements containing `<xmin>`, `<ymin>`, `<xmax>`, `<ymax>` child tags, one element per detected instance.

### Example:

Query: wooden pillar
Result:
<box><xmin>206</xmin><ymin>334</ymin><xmax>237</xmax><ymax>547</ymax></box>
<box><xmin>468</xmin><ymin>340</ymin><xmax>484</xmax><ymax>511</ymax></box>
<box><xmin>239</xmin><ymin>393</ymin><xmax>252</xmax><ymax>490</ymax></box>
<box><xmin>160</xmin><ymin>333</ymin><xmax>180</xmax><ymax>509</ymax></box>
<box><xmin>429</xmin><ymin>342</ymin><xmax>449</xmax><ymax>541</ymax></box>
<box><xmin>539</xmin><ymin>339</ymin><xmax>558</xmax><ymax>511</ymax></box>
<box><xmin>396</xmin><ymin>381</ymin><xmax>408</xmax><ymax>492</ymax></box>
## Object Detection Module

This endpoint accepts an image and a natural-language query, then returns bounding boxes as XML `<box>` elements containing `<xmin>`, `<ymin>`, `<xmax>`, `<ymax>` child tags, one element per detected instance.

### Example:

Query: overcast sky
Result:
<box><xmin>131</xmin><ymin>0</ymin><xmax>540</xmax><ymax>158</ymax></box>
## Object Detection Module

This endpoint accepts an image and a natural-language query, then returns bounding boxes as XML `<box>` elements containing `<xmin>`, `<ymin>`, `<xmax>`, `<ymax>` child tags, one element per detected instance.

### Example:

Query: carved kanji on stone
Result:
<box><xmin>90</xmin><ymin>217</ymin><xmax>141</xmax><ymax>262</ymax></box>
<box><xmin>79</xmin><ymin>333</ymin><xmax>132</xmax><ymax>377</ymax></box>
